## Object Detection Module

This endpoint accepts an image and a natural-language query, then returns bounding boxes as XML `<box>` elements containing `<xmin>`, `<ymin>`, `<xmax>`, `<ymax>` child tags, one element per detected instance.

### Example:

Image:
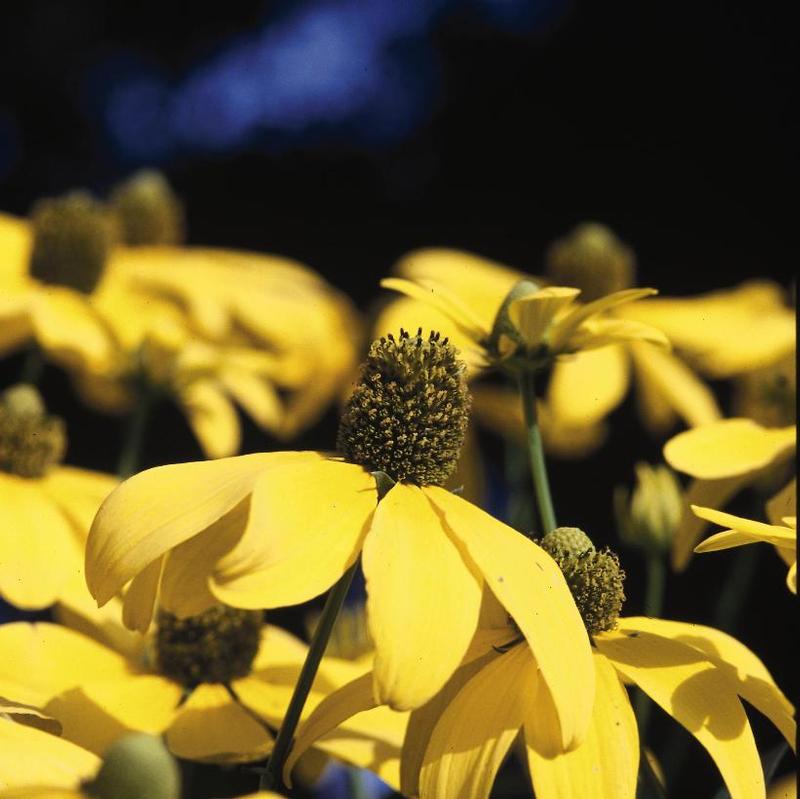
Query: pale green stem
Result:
<box><xmin>259</xmin><ymin>562</ymin><xmax>358</xmax><ymax>790</ymax></box>
<box><xmin>517</xmin><ymin>370</ymin><xmax>557</xmax><ymax>534</ymax></box>
<box><xmin>634</xmin><ymin>552</ymin><xmax>666</xmax><ymax>735</ymax></box>
<box><xmin>116</xmin><ymin>387</ymin><xmax>155</xmax><ymax>478</ymax></box>
<box><xmin>348</xmin><ymin>768</ymin><xmax>371</xmax><ymax>799</ymax></box>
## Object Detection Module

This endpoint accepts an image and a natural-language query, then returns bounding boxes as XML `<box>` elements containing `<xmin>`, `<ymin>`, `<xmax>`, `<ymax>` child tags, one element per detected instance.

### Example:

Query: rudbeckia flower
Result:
<box><xmin>285</xmin><ymin>527</ymin><xmax>795</xmax><ymax>799</ymax></box>
<box><xmin>664</xmin><ymin>418</ymin><xmax>796</xmax><ymax>569</ymax></box>
<box><xmin>692</xmin><ymin>506</ymin><xmax>797</xmax><ymax>593</ymax></box>
<box><xmin>0</xmin><ymin>384</ymin><xmax>117</xmax><ymax>609</ymax></box>
<box><xmin>86</xmin><ymin>330</ymin><xmax>595</xmax><ymax>740</ymax></box>
<box><xmin>0</xmin><ymin>604</ymin><xmax>405</xmax><ymax>783</ymax></box>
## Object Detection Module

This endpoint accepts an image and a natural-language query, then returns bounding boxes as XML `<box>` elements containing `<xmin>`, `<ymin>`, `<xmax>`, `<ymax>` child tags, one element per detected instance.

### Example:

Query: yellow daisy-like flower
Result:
<box><xmin>0</xmin><ymin>606</ymin><xmax>404</xmax><ymax>784</ymax></box>
<box><xmin>285</xmin><ymin>528</ymin><xmax>795</xmax><ymax>799</ymax></box>
<box><xmin>0</xmin><ymin>384</ymin><xmax>117</xmax><ymax>610</ymax></box>
<box><xmin>664</xmin><ymin>418</ymin><xmax>796</xmax><ymax>569</ymax></box>
<box><xmin>86</xmin><ymin>330</ymin><xmax>595</xmax><ymax>742</ymax></box>
<box><xmin>692</xmin><ymin>506</ymin><xmax>797</xmax><ymax>593</ymax></box>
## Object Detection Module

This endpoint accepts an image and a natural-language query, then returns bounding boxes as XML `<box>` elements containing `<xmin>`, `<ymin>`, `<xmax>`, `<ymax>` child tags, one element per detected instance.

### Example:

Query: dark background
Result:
<box><xmin>0</xmin><ymin>2</ymin><xmax>796</xmax><ymax>797</ymax></box>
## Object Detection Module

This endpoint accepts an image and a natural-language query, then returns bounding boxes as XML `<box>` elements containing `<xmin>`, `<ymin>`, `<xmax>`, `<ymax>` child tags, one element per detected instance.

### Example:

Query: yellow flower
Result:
<box><xmin>692</xmin><ymin>506</ymin><xmax>797</xmax><ymax>593</ymax></box>
<box><xmin>0</xmin><ymin>385</ymin><xmax>117</xmax><ymax>609</ymax></box>
<box><xmin>664</xmin><ymin>418</ymin><xmax>796</xmax><ymax>569</ymax></box>
<box><xmin>86</xmin><ymin>330</ymin><xmax>595</xmax><ymax>739</ymax></box>
<box><xmin>285</xmin><ymin>529</ymin><xmax>795</xmax><ymax>799</ymax></box>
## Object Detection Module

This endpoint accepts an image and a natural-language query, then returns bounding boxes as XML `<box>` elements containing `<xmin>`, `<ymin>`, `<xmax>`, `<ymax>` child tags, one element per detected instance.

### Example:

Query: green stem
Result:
<box><xmin>259</xmin><ymin>562</ymin><xmax>358</xmax><ymax>790</ymax></box>
<box><xmin>116</xmin><ymin>387</ymin><xmax>155</xmax><ymax>478</ymax></box>
<box><xmin>348</xmin><ymin>768</ymin><xmax>371</xmax><ymax>799</ymax></box>
<box><xmin>20</xmin><ymin>347</ymin><xmax>45</xmax><ymax>386</ymax></box>
<box><xmin>517</xmin><ymin>370</ymin><xmax>557</xmax><ymax>534</ymax></box>
<box><xmin>635</xmin><ymin>553</ymin><xmax>666</xmax><ymax>736</ymax></box>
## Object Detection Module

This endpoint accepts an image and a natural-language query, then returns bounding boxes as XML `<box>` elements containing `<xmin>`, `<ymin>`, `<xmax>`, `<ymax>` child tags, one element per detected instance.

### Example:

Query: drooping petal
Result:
<box><xmin>0</xmin><ymin>623</ymin><xmax>128</xmax><ymax>706</ymax></box>
<box><xmin>121</xmin><ymin>555</ymin><xmax>165</xmax><ymax>633</ymax></box>
<box><xmin>526</xmin><ymin>651</ymin><xmax>639</xmax><ymax>799</ymax></box>
<box><xmin>39</xmin><ymin>467</ymin><xmax>118</xmax><ymax>536</ymax></box>
<box><xmin>629</xmin><ymin>341</ymin><xmax>721</xmax><ymax>428</ymax></box>
<box><xmin>178</xmin><ymin>379</ymin><xmax>241</xmax><ymax>460</ymax></box>
<box><xmin>692</xmin><ymin>506</ymin><xmax>796</xmax><ymax>552</ymax></box>
<box><xmin>508</xmin><ymin>287</ymin><xmax>580</xmax><ymax>349</ymax></box>
<box><xmin>363</xmin><ymin>484</ymin><xmax>482</xmax><ymax>711</ymax></box>
<box><xmin>419</xmin><ymin>644</ymin><xmax>537</xmax><ymax>799</ymax></box>
<box><xmin>664</xmin><ymin>419</ymin><xmax>796</xmax><ymax>480</ymax></box>
<box><xmin>0</xmin><ymin>475</ymin><xmax>78</xmax><ymax>609</ymax></box>
<box><xmin>0</xmin><ymin>697</ymin><xmax>61</xmax><ymax>735</ymax></box>
<box><xmin>546</xmin><ymin>346</ymin><xmax>630</xmax><ymax>428</ymax></box>
<box><xmin>86</xmin><ymin>451</ymin><xmax>306</xmax><ymax>606</ymax></box>
<box><xmin>219</xmin><ymin>369</ymin><xmax>283</xmax><ymax>433</ymax></box>
<box><xmin>0</xmin><ymin>718</ymin><xmax>100</xmax><ymax>790</ymax></box>
<box><xmin>596</xmin><ymin>621</ymin><xmax>765</xmax><ymax>799</ymax></box>
<box><xmin>165</xmin><ymin>683</ymin><xmax>273</xmax><ymax>763</ymax></box>
<box><xmin>619</xmin><ymin>617</ymin><xmax>795</xmax><ymax>751</ymax></box>
<box><xmin>211</xmin><ymin>459</ymin><xmax>376</xmax><ymax>609</ymax></box>
<box><xmin>787</xmin><ymin>561</ymin><xmax>797</xmax><ymax>593</ymax></box>
<box><xmin>568</xmin><ymin>317</ymin><xmax>670</xmax><ymax>352</ymax></box>
<box><xmin>424</xmin><ymin>486</ymin><xmax>594</xmax><ymax>750</ymax></box>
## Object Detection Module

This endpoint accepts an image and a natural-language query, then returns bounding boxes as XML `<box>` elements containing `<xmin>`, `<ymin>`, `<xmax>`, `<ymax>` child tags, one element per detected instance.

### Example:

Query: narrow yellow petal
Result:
<box><xmin>219</xmin><ymin>369</ymin><xmax>283</xmax><ymax>433</ymax></box>
<box><xmin>39</xmin><ymin>467</ymin><xmax>118</xmax><ymax>535</ymax></box>
<box><xmin>86</xmin><ymin>451</ymin><xmax>304</xmax><ymax>606</ymax></box>
<box><xmin>121</xmin><ymin>555</ymin><xmax>165</xmax><ymax>633</ymax></box>
<box><xmin>546</xmin><ymin>346</ymin><xmax>630</xmax><ymax>428</ymax></box>
<box><xmin>425</xmin><ymin>487</ymin><xmax>594</xmax><ymax>750</ymax></box>
<box><xmin>0</xmin><ymin>718</ymin><xmax>100</xmax><ymax>790</ymax></box>
<box><xmin>211</xmin><ymin>459</ymin><xmax>375</xmax><ymax>609</ymax></box>
<box><xmin>664</xmin><ymin>419</ymin><xmax>796</xmax><ymax>480</ymax></box>
<box><xmin>692</xmin><ymin>506</ymin><xmax>796</xmax><ymax>552</ymax></box>
<box><xmin>619</xmin><ymin>617</ymin><xmax>795</xmax><ymax>751</ymax></box>
<box><xmin>596</xmin><ymin>621</ymin><xmax>765</xmax><ymax>799</ymax></box>
<box><xmin>165</xmin><ymin>683</ymin><xmax>273</xmax><ymax>763</ymax></box>
<box><xmin>767</xmin><ymin>480</ymin><xmax>796</xmax><ymax>526</ymax></box>
<box><xmin>0</xmin><ymin>698</ymin><xmax>61</xmax><ymax>735</ymax></box>
<box><xmin>508</xmin><ymin>287</ymin><xmax>580</xmax><ymax>348</ymax></box>
<box><xmin>787</xmin><ymin>561</ymin><xmax>797</xmax><ymax>593</ymax></box>
<box><xmin>629</xmin><ymin>342</ymin><xmax>721</xmax><ymax>428</ymax></box>
<box><xmin>568</xmin><ymin>317</ymin><xmax>670</xmax><ymax>352</ymax></box>
<box><xmin>363</xmin><ymin>484</ymin><xmax>482</xmax><ymax>711</ymax></box>
<box><xmin>179</xmin><ymin>380</ymin><xmax>241</xmax><ymax>460</ymax></box>
<box><xmin>526</xmin><ymin>651</ymin><xmax>639</xmax><ymax>799</ymax></box>
<box><xmin>419</xmin><ymin>644</ymin><xmax>537</xmax><ymax>799</ymax></box>
<box><xmin>0</xmin><ymin>475</ymin><xmax>78</xmax><ymax>609</ymax></box>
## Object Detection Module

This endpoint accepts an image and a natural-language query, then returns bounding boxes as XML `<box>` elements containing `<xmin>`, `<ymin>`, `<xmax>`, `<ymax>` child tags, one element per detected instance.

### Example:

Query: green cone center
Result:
<box><xmin>0</xmin><ymin>385</ymin><xmax>66</xmax><ymax>478</ymax></box>
<box><xmin>337</xmin><ymin>328</ymin><xmax>471</xmax><ymax>486</ymax></box>
<box><xmin>539</xmin><ymin>527</ymin><xmax>625</xmax><ymax>636</ymax></box>
<box><xmin>155</xmin><ymin>606</ymin><xmax>263</xmax><ymax>688</ymax></box>
<box><xmin>29</xmin><ymin>191</ymin><xmax>113</xmax><ymax>294</ymax></box>
<box><xmin>110</xmin><ymin>170</ymin><xmax>185</xmax><ymax>246</ymax></box>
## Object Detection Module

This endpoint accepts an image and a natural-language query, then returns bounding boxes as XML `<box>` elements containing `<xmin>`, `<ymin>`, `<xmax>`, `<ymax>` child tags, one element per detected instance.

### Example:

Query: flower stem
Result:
<box><xmin>635</xmin><ymin>553</ymin><xmax>666</xmax><ymax>734</ymax></box>
<box><xmin>259</xmin><ymin>561</ymin><xmax>358</xmax><ymax>790</ymax></box>
<box><xmin>517</xmin><ymin>370</ymin><xmax>557</xmax><ymax>534</ymax></box>
<box><xmin>116</xmin><ymin>386</ymin><xmax>155</xmax><ymax>478</ymax></box>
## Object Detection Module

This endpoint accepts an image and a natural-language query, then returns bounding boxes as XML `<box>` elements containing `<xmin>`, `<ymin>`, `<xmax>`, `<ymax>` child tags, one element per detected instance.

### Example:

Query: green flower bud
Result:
<box><xmin>110</xmin><ymin>170</ymin><xmax>185</xmax><ymax>246</ymax></box>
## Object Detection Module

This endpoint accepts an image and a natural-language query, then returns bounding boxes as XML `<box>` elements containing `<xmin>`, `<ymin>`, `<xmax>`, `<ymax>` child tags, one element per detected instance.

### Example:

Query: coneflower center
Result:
<box><xmin>539</xmin><ymin>527</ymin><xmax>626</xmax><ymax>636</ymax></box>
<box><xmin>0</xmin><ymin>385</ymin><xmax>66</xmax><ymax>478</ymax></box>
<box><xmin>545</xmin><ymin>223</ymin><xmax>636</xmax><ymax>302</ymax></box>
<box><xmin>337</xmin><ymin>328</ymin><xmax>471</xmax><ymax>486</ymax></box>
<box><xmin>110</xmin><ymin>170</ymin><xmax>185</xmax><ymax>246</ymax></box>
<box><xmin>155</xmin><ymin>606</ymin><xmax>263</xmax><ymax>688</ymax></box>
<box><xmin>29</xmin><ymin>191</ymin><xmax>113</xmax><ymax>294</ymax></box>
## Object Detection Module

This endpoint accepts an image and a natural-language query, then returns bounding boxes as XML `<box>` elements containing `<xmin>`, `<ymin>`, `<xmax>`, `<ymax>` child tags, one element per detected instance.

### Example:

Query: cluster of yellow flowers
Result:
<box><xmin>0</xmin><ymin>178</ymin><xmax>795</xmax><ymax>799</ymax></box>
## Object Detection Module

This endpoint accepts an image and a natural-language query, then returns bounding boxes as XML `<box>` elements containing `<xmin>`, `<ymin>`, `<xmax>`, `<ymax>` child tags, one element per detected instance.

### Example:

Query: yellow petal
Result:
<box><xmin>787</xmin><ymin>561</ymin><xmax>797</xmax><ymax>593</ymax></box>
<box><xmin>0</xmin><ymin>475</ymin><xmax>78</xmax><ymax>609</ymax></box>
<box><xmin>546</xmin><ymin>346</ymin><xmax>630</xmax><ymax>428</ymax></box>
<box><xmin>629</xmin><ymin>342</ymin><xmax>721</xmax><ymax>428</ymax></box>
<box><xmin>363</xmin><ymin>484</ymin><xmax>482</xmax><ymax>711</ymax></box>
<box><xmin>0</xmin><ymin>697</ymin><xmax>61</xmax><ymax>735</ymax></box>
<box><xmin>0</xmin><ymin>623</ymin><xmax>128</xmax><ymax>706</ymax></box>
<box><xmin>0</xmin><ymin>212</ymin><xmax>32</xmax><ymax>278</ymax></box>
<box><xmin>692</xmin><ymin>506</ymin><xmax>796</xmax><ymax>552</ymax></box>
<box><xmin>121</xmin><ymin>555</ymin><xmax>165</xmax><ymax>633</ymax></box>
<box><xmin>526</xmin><ymin>651</ymin><xmax>639</xmax><ymax>799</ymax></box>
<box><xmin>596</xmin><ymin>621</ymin><xmax>765</xmax><ymax>799</ymax></box>
<box><xmin>219</xmin><ymin>369</ymin><xmax>283</xmax><ymax>433</ymax></box>
<box><xmin>165</xmin><ymin>683</ymin><xmax>273</xmax><ymax>763</ymax></box>
<box><xmin>664</xmin><ymin>419</ymin><xmax>796</xmax><ymax>480</ymax></box>
<box><xmin>39</xmin><ymin>467</ymin><xmax>118</xmax><ymax>534</ymax></box>
<box><xmin>767</xmin><ymin>480</ymin><xmax>796</xmax><ymax>526</ymax></box>
<box><xmin>178</xmin><ymin>380</ymin><xmax>241</xmax><ymax>460</ymax></box>
<box><xmin>0</xmin><ymin>718</ymin><xmax>100</xmax><ymax>790</ymax></box>
<box><xmin>419</xmin><ymin>644</ymin><xmax>537</xmax><ymax>799</ymax></box>
<box><xmin>86</xmin><ymin>451</ymin><xmax>302</xmax><ymax>606</ymax></box>
<box><xmin>0</xmin><ymin>294</ymin><xmax>32</xmax><ymax>359</ymax></box>
<box><xmin>424</xmin><ymin>486</ymin><xmax>594</xmax><ymax>750</ymax></box>
<box><xmin>211</xmin><ymin>459</ymin><xmax>375</xmax><ymax>609</ymax></box>
<box><xmin>568</xmin><ymin>317</ymin><xmax>670</xmax><ymax>351</ymax></box>
<box><xmin>619</xmin><ymin>617</ymin><xmax>795</xmax><ymax>751</ymax></box>
<box><xmin>508</xmin><ymin>287</ymin><xmax>580</xmax><ymax>348</ymax></box>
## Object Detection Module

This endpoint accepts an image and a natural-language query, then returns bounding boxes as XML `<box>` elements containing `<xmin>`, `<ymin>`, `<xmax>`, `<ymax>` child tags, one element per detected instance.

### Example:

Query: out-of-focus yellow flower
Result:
<box><xmin>767</xmin><ymin>773</ymin><xmax>797</xmax><ymax>799</ymax></box>
<box><xmin>734</xmin><ymin>350</ymin><xmax>796</xmax><ymax>428</ymax></box>
<box><xmin>286</xmin><ymin>528</ymin><xmax>795</xmax><ymax>799</ymax></box>
<box><xmin>0</xmin><ymin>384</ymin><xmax>117</xmax><ymax>609</ymax></box>
<box><xmin>664</xmin><ymin>418</ymin><xmax>796</xmax><ymax>569</ymax></box>
<box><xmin>86</xmin><ymin>331</ymin><xmax>594</xmax><ymax>737</ymax></box>
<box><xmin>692</xmin><ymin>506</ymin><xmax>797</xmax><ymax>593</ymax></box>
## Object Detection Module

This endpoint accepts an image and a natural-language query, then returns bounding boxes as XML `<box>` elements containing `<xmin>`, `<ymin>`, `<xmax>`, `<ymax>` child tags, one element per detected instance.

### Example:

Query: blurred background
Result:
<box><xmin>0</xmin><ymin>1</ymin><xmax>796</xmax><ymax>797</ymax></box>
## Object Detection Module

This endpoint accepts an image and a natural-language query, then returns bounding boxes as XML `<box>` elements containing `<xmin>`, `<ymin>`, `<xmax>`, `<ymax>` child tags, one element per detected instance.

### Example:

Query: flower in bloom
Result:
<box><xmin>284</xmin><ymin>528</ymin><xmax>795</xmax><ymax>799</ymax></box>
<box><xmin>0</xmin><ymin>384</ymin><xmax>116</xmax><ymax>609</ymax></box>
<box><xmin>664</xmin><ymin>418</ymin><xmax>796</xmax><ymax>569</ymax></box>
<box><xmin>86</xmin><ymin>330</ymin><xmax>595</xmax><ymax>742</ymax></box>
<box><xmin>692</xmin><ymin>506</ymin><xmax>797</xmax><ymax>593</ymax></box>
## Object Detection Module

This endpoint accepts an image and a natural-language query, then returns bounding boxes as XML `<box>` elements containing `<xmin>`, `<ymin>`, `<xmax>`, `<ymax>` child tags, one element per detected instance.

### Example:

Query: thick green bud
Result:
<box><xmin>87</xmin><ymin>733</ymin><xmax>180</xmax><ymax>799</ymax></box>
<box><xmin>540</xmin><ymin>527</ymin><xmax>626</xmax><ymax>636</ymax></box>
<box><xmin>29</xmin><ymin>191</ymin><xmax>112</xmax><ymax>293</ymax></box>
<box><xmin>110</xmin><ymin>170</ymin><xmax>185</xmax><ymax>246</ymax></box>
<box><xmin>338</xmin><ymin>329</ymin><xmax>471</xmax><ymax>486</ymax></box>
